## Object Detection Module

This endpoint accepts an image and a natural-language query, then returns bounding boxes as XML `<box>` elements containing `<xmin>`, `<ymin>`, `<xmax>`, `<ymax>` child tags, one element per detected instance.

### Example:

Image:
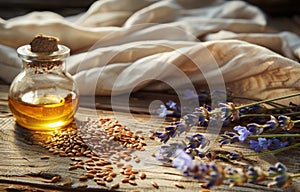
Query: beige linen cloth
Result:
<box><xmin>1</xmin><ymin>0</ymin><xmax>300</xmax><ymax>104</ymax></box>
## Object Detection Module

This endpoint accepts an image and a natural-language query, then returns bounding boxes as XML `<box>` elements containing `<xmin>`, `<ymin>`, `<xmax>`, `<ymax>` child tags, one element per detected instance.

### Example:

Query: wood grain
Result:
<box><xmin>0</xmin><ymin>85</ymin><xmax>299</xmax><ymax>192</ymax></box>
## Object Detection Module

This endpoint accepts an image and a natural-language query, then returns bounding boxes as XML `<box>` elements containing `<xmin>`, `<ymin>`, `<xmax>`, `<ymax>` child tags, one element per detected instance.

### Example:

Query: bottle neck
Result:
<box><xmin>23</xmin><ymin>60</ymin><xmax>66</xmax><ymax>74</ymax></box>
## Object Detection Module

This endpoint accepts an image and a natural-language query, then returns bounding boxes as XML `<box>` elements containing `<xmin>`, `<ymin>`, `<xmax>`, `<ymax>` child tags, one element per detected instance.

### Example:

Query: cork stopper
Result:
<box><xmin>30</xmin><ymin>34</ymin><xmax>59</xmax><ymax>52</ymax></box>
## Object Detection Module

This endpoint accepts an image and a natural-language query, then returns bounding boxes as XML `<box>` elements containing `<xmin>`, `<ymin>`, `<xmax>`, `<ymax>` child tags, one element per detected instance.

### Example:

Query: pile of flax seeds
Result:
<box><xmin>40</xmin><ymin>117</ymin><xmax>152</xmax><ymax>190</ymax></box>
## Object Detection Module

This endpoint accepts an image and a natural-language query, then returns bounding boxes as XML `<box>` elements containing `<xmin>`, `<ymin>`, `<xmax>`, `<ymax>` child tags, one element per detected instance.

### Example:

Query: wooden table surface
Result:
<box><xmin>0</xmin><ymin>84</ymin><xmax>299</xmax><ymax>192</ymax></box>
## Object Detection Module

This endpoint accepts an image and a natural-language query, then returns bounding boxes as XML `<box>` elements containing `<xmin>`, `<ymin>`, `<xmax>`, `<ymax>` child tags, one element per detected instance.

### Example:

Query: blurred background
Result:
<box><xmin>0</xmin><ymin>0</ymin><xmax>300</xmax><ymax>36</ymax></box>
<box><xmin>0</xmin><ymin>0</ymin><xmax>299</xmax><ymax>19</ymax></box>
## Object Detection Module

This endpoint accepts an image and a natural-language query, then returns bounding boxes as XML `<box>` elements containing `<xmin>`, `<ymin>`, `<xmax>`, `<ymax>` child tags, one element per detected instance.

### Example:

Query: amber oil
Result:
<box><xmin>8</xmin><ymin>92</ymin><xmax>79</xmax><ymax>131</ymax></box>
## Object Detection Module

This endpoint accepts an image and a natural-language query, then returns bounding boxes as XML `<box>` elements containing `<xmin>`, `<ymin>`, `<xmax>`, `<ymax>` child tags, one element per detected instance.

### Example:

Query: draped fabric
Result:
<box><xmin>1</xmin><ymin>0</ymin><xmax>300</xmax><ymax>104</ymax></box>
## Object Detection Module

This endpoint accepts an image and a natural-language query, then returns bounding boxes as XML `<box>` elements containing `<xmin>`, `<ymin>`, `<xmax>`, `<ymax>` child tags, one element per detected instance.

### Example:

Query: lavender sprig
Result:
<box><xmin>156</xmin><ymin>147</ymin><xmax>297</xmax><ymax>189</ymax></box>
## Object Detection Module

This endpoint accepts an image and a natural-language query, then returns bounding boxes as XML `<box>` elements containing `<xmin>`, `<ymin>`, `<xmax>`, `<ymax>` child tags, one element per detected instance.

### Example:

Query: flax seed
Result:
<box><xmin>110</xmin><ymin>183</ymin><xmax>119</xmax><ymax>189</ymax></box>
<box><xmin>51</xmin><ymin>176</ymin><xmax>60</xmax><ymax>183</ymax></box>
<box><xmin>122</xmin><ymin>178</ymin><xmax>130</xmax><ymax>183</ymax></box>
<box><xmin>86</xmin><ymin>173</ymin><xmax>94</xmax><ymax>179</ymax></box>
<box><xmin>129</xmin><ymin>180</ymin><xmax>137</xmax><ymax>185</ymax></box>
<box><xmin>174</xmin><ymin>182</ymin><xmax>184</xmax><ymax>188</ymax></box>
<box><xmin>109</xmin><ymin>172</ymin><xmax>116</xmax><ymax>177</ymax></box>
<box><xmin>139</xmin><ymin>172</ymin><xmax>146</xmax><ymax>179</ymax></box>
<box><xmin>134</xmin><ymin>158</ymin><xmax>140</xmax><ymax>163</ymax></box>
<box><xmin>79</xmin><ymin>175</ymin><xmax>88</xmax><ymax>181</ymax></box>
<box><xmin>77</xmin><ymin>183</ymin><xmax>88</xmax><ymax>188</ymax></box>
<box><xmin>40</xmin><ymin>155</ymin><xmax>50</xmax><ymax>160</ymax></box>
<box><xmin>151</xmin><ymin>181</ymin><xmax>159</xmax><ymax>188</ymax></box>
<box><xmin>69</xmin><ymin>166</ymin><xmax>77</xmax><ymax>170</ymax></box>
<box><xmin>129</xmin><ymin>174</ymin><xmax>135</xmax><ymax>180</ymax></box>
<box><xmin>106</xmin><ymin>176</ymin><xmax>113</xmax><ymax>182</ymax></box>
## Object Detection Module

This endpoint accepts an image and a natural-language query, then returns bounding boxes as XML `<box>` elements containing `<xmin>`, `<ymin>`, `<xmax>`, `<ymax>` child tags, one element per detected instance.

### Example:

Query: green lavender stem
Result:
<box><xmin>248</xmin><ymin>134</ymin><xmax>300</xmax><ymax>138</ymax></box>
<box><xmin>290</xmin><ymin>173</ymin><xmax>300</xmax><ymax>178</ymax></box>
<box><xmin>240</xmin><ymin>112</ymin><xmax>300</xmax><ymax>119</ymax></box>
<box><xmin>235</xmin><ymin>92</ymin><xmax>300</xmax><ymax>110</ymax></box>
<box><xmin>244</xmin><ymin>143</ymin><xmax>300</xmax><ymax>157</ymax></box>
<box><xmin>294</xmin><ymin>120</ymin><xmax>300</xmax><ymax>124</ymax></box>
<box><xmin>233</xmin><ymin>96</ymin><xmax>288</xmax><ymax>108</ymax></box>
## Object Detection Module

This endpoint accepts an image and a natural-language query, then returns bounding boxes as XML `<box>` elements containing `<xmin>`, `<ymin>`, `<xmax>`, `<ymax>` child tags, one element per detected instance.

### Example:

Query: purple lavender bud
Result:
<box><xmin>175</xmin><ymin>121</ymin><xmax>187</xmax><ymax>135</ymax></box>
<box><xmin>258</xmin><ymin>138</ymin><xmax>271</xmax><ymax>150</ymax></box>
<box><xmin>247</xmin><ymin>123</ymin><xmax>263</xmax><ymax>135</ymax></box>
<box><xmin>249</xmin><ymin>140</ymin><xmax>262</xmax><ymax>152</ymax></box>
<box><xmin>166</xmin><ymin>100</ymin><xmax>177</xmax><ymax>109</ymax></box>
<box><xmin>263</xmin><ymin>116</ymin><xmax>279</xmax><ymax>131</ymax></box>
<box><xmin>156</xmin><ymin>104</ymin><xmax>168</xmax><ymax>118</ymax></box>
<box><xmin>156</xmin><ymin>132</ymin><xmax>170</xmax><ymax>143</ymax></box>
<box><xmin>172</xmin><ymin>149</ymin><xmax>193</xmax><ymax>170</ymax></box>
<box><xmin>234</xmin><ymin>125</ymin><xmax>251</xmax><ymax>142</ymax></box>
<box><xmin>278</xmin><ymin>115</ymin><xmax>294</xmax><ymax>130</ymax></box>
<box><xmin>227</xmin><ymin>152</ymin><xmax>243</xmax><ymax>160</ymax></box>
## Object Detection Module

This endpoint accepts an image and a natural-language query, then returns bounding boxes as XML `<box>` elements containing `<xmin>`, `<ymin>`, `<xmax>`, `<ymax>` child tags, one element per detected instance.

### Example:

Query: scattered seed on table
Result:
<box><xmin>96</xmin><ymin>180</ymin><xmax>106</xmax><ymax>186</ymax></box>
<box><xmin>151</xmin><ymin>181</ymin><xmax>159</xmax><ymax>189</ymax></box>
<box><xmin>129</xmin><ymin>174</ymin><xmax>135</xmax><ymax>180</ymax></box>
<box><xmin>110</xmin><ymin>183</ymin><xmax>119</xmax><ymax>189</ymax></box>
<box><xmin>134</xmin><ymin>158</ymin><xmax>140</xmax><ymax>163</ymax></box>
<box><xmin>106</xmin><ymin>176</ymin><xmax>113</xmax><ymax>182</ymax></box>
<box><xmin>175</xmin><ymin>182</ymin><xmax>184</xmax><ymax>188</ymax></box>
<box><xmin>79</xmin><ymin>175</ymin><xmax>88</xmax><ymax>181</ymax></box>
<box><xmin>139</xmin><ymin>172</ymin><xmax>146</xmax><ymax>179</ymax></box>
<box><xmin>68</xmin><ymin>165</ymin><xmax>77</xmax><ymax>171</ymax></box>
<box><xmin>39</xmin><ymin>118</ymin><xmax>149</xmax><ymax>188</ymax></box>
<box><xmin>40</xmin><ymin>155</ymin><xmax>50</xmax><ymax>160</ymax></box>
<box><xmin>63</xmin><ymin>181</ymin><xmax>73</xmax><ymax>186</ymax></box>
<box><xmin>109</xmin><ymin>172</ymin><xmax>116</xmax><ymax>177</ymax></box>
<box><xmin>86</xmin><ymin>173</ymin><xmax>94</xmax><ymax>179</ymax></box>
<box><xmin>116</xmin><ymin>162</ymin><xmax>124</xmax><ymax>168</ymax></box>
<box><xmin>77</xmin><ymin>183</ymin><xmax>88</xmax><ymax>188</ymax></box>
<box><xmin>51</xmin><ymin>176</ymin><xmax>60</xmax><ymax>183</ymax></box>
<box><xmin>122</xmin><ymin>178</ymin><xmax>130</xmax><ymax>183</ymax></box>
<box><xmin>135</xmin><ymin>129</ymin><xmax>143</xmax><ymax>134</ymax></box>
<box><xmin>129</xmin><ymin>180</ymin><xmax>137</xmax><ymax>185</ymax></box>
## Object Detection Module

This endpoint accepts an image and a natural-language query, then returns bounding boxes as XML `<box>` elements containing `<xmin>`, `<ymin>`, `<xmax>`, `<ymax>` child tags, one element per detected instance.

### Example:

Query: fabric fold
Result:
<box><xmin>0</xmin><ymin>0</ymin><xmax>299</xmax><ymax>104</ymax></box>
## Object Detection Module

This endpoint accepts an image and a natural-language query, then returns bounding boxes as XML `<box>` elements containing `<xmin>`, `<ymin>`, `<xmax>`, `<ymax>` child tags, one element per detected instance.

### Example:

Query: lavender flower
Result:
<box><xmin>155</xmin><ymin>143</ymin><xmax>184</xmax><ymax>162</ymax></box>
<box><xmin>193</xmin><ymin>107</ymin><xmax>209</xmax><ymax>126</ymax></box>
<box><xmin>278</xmin><ymin>115</ymin><xmax>294</xmax><ymax>130</ymax></box>
<box><xmin>157</xmin><ymin>104</ymin><xmax>168</xmax><ymax>118</ymax></box>
<box><xmin>219</xmin><ymin>102</ymin><xmax>239</xmax><ymax>121</ymax></box>
<box><xmin>262</xmin><ymin>116</ymin><xmax>279</xmax><ymax>131</ymax></box>
<box><xmin>184</xmin><ymin>134</ymin><xmax>208</xmax><ymax>158</ymax></box>
<box><xmin>267</xmin><ymin>162</ymin><xmax>292</xmax><ymax>188</ymax></box>
<box><xmin>247</xmin><ymin>166</ymin><xmax>266</xmax><ymax>184</ymax></box>
<box><xmin>202</xmin><ymin>164</ymin><xmax>224</xmax><ymax>189</ymax></box>
<box><xmin>155</xmin><ymin>132</ymin><xmax>171</xmax><ymax>143</ymax></box>
<box><xmin>247</xmin><ymin>123</ymin><xmax>263</xmax><ymax>135</ymax></box>
<box><xmin>218</xmin><ymin>131</ymin><xmax>239</xmax><ymax>146</ymax></box>
<box><xmin>226</xmin><ymin>152</ymin><xmax>243</xmax><ymax>160</ymax></box>
<box><xmin>183</xmin><ymin>113</ymin><xmax>199</xmax><ymax>128</ymax></box>
<box><xmin>233</xmin><ymin>125</ymin><xmax>251</xmax><ymax>142</ymax></box>
<box><xmin>224</xmin><ymin>167</ymin><xmax>247</xmax><ymax>186</ymax></box>
<box><xmin>249</xmin><ymin>138</ymin><xmax>271</xmax><ymax>152</ymax></box>
<box><xmin>185</xmin><ymin>147</ymin><xmax>206</xmax><ymax>158</ymax></box>
<box><xmin>166</xmin><ymin>100</ymin><xmax>177</xmax><ymax>109</ymax></box>
<box><xmin>269</xmin><ymin>138</ymin><xmax>288</xmax><ymax>150</ymax></box>
<box><xmin>183</xmin><ymin>89</ymin><xmax>198</xmax><ymax>100</ymax></box>
<box><xmin>174</xmin><ymin>121</ymin><xmax>187</xmax><ymax>136</ymax></box>
<box><xmin>185</xmin><ymin>134</ymin><xmax>207</xmax><ymax>149</ymax></box>
<box><xmin>249</xmin><ymin>138</ymin><xmax>287</xmax><ymax>152</ymax></box>
<box><xmin>172</xmin><ymin>149</ymin><xmax>193</xmax><ymax>170</ymax></box>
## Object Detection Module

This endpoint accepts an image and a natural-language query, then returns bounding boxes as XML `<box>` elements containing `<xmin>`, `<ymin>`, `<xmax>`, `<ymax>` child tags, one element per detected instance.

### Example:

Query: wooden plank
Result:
<box><xmin>0</xmin><ymin>84</ymin><xmax>299</xmax><ymax>191</ymax></box>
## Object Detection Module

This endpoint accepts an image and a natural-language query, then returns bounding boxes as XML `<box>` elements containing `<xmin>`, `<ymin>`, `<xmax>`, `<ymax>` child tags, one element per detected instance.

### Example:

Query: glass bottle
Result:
<box><xmin>8</xmin><ymin>44</ymin><xmax>79</xmax><ymax>131</ymax></box>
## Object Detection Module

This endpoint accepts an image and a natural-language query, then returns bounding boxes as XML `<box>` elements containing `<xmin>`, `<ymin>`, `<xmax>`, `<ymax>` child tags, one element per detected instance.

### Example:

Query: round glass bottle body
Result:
<box><xmin>8</xmin><ymin>45</ymin><xmax>79</xmax><ymax>131</ymax></box>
